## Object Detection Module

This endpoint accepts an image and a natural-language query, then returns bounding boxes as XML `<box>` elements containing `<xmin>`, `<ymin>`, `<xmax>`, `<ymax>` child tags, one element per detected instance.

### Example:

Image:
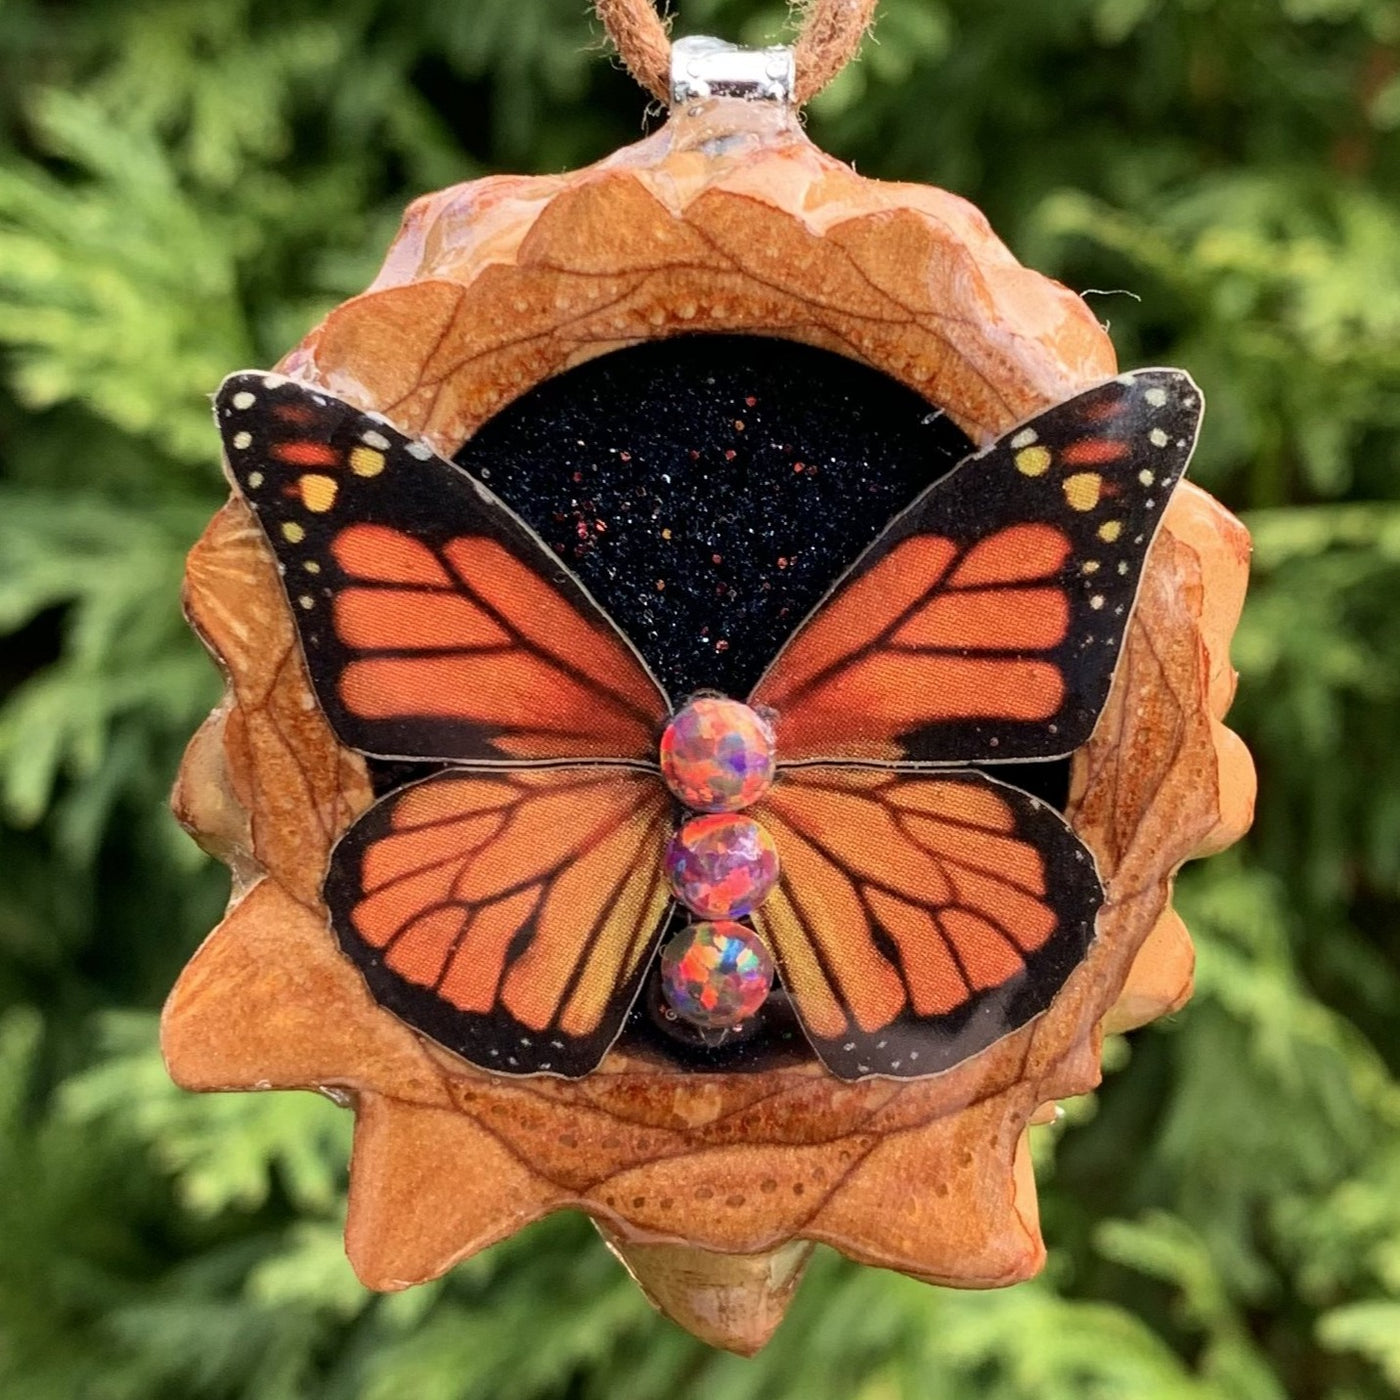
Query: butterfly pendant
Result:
<box><xmin>215</xmin><ymin>365</ymin><xmax>1202</xmax><ymax>1081</ymax></box>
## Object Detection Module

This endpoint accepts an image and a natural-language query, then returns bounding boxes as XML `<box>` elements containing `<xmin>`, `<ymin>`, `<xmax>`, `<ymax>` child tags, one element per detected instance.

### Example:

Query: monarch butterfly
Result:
<box><xmin>215</xmin><ymin>363</ymin><xmax>1201</xmax><ymax>1080</ymax></box>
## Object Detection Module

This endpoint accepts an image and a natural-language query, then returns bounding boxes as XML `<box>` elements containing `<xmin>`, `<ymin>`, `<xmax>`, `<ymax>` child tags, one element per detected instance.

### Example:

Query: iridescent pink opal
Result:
<box><xmin>660</xmin><ymin>921</ymin><xmax>774</xmax><ymax>1030</ymax></box>
<box><xmin>659</xmin><ymin>697</ymin><xmax>776</xmax><ymax>812</ymax></box>
<box><xmin>665</xmin><ymin>814</ymin><xmax>780</xmax><ymax>919</ymax></box>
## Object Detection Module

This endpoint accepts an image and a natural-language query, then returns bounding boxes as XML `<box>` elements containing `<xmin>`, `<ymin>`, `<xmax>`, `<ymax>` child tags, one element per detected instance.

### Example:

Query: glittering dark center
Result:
<box><xmin>453</xmin><ymin>334</ymin><xmax>974</xmax><ymax>700</ymax></box>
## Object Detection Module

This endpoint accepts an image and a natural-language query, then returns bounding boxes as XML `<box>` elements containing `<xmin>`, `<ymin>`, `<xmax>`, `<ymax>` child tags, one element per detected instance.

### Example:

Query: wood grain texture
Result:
<box><xmin>162</xmin><ymin>97</ymin><xmax>1255</xmax><ymax>1353</ymax></box>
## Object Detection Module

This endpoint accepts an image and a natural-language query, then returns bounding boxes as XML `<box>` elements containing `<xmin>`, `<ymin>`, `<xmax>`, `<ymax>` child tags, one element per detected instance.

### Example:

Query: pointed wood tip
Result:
<box><xmin>598</xmin><ymin>1228</ymin><xmax>815</xmax><ymax>1355</ymax></box>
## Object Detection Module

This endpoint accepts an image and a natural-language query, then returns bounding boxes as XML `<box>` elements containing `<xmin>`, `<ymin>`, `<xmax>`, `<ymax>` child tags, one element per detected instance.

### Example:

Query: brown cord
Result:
<box><xmin>595</xmin><ymin>0</ymin><xmax>672</xmax><ymax>105</ymax></box>
<box><xmin>791</xmin><ymin>0</ymin><xmax>880</xmax><ymax>103</ymax></box>
<box><xmin>595</xmin><ymin>0</ymin><xmax>877</xmax><ymax>106</ymax></box>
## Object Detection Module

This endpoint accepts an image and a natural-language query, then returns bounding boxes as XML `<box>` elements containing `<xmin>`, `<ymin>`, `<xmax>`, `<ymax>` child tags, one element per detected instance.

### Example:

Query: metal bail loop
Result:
<box><xmin>669</xmin><ymin>35</ymin><xmax>795</xmax><ymax>107</ymax></box>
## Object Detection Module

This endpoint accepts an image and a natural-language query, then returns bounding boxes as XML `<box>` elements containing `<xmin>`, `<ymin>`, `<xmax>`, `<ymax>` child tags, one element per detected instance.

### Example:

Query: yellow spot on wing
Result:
<box><xmin>349</xmin><ymin>446</ymin><xmax>385</xmax><ymax>477</ymax></box>
<box><xmin>1098</xmin><ymin>520</ymin><xmax>1123</xmax><ymax>542</ymax></box>
<box><xmin>1063</xmin><ymin>473</ymin><xmax>1103</xmax><ymax>511</ymax></box>
<box><xmin>281</xmin><ymin>521</ymin><xmax>306</xmax><ymax>543</ymax></box>
<box><xmin>1015</xmin><ymin>445</ymin><xmax>1052</xmax><ymax>476</ymax></box>
<box><xmin>300</xmin><ymin>474</ymin><xmax>339</xmax><ymax>512</ymax></box>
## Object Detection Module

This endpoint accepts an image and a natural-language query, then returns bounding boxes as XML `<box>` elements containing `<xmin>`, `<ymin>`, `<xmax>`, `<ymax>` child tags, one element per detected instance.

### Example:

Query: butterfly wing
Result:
<box><xmin>216</xmin><ymin>372</ymin><xmax>670</xmax><ymax>762</ymax></box>
<box><xmin>326</xmin><ymin>764</ymin><xmax>674</xmax><ymax>1076</ymax></box>
<box><xmin>218</xmin><ymin>374</ymin><xmax>676</xmax><ymax>1074</ymax></box>
<box><xmin>749</xmin><ymin>369</ymin><xmax>1202</xmax><ymax>762</ymax></box>
<box><xmin>749</xmin><ymin>766</ymin><xmax>1099</xmax><ymax>1079</ymax></box>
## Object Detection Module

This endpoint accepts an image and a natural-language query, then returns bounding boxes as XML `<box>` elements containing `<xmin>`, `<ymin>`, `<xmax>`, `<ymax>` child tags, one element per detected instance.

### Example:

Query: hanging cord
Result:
<box><xmin>595</xmin><ymin>0</ymin><xmax>878</xmax><ymax>106</ymax></box>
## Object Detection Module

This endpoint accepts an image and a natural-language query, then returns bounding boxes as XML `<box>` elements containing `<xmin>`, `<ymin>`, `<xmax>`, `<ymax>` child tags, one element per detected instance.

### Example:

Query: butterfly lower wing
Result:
<box><xmin>749</xmin><ymin>766</ymin><xmax>1100</xmax><ymax>1079</ymax></box>
<box><xmin>216</xmin><ymin>373</ymin><xmax>669</xmax><ymax>762</ymax></box>
<box><xmin>750</xmin><ymin>369</ymin><xmax>1202</xmax><ymax>762</ymax></box>
<box><xmin>326</xmin><ymin>765</ymin><xmax>674</xmax><ymax>1076</ymax></box>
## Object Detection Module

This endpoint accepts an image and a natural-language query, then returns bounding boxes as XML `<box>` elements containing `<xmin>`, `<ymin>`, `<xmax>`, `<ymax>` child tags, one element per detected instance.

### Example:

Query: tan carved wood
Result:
<box><xmin>163</xmin><ymin>97</ymin><xmax>1254</xmax><ymax>1354</ymax></box>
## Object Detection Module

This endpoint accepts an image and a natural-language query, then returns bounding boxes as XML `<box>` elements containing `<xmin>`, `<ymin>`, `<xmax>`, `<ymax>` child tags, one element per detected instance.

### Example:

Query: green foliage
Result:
<box><xmin>1</xmin><ymin>0</ymin><xmax>1397</xmax><ymax>1395</ymax></box>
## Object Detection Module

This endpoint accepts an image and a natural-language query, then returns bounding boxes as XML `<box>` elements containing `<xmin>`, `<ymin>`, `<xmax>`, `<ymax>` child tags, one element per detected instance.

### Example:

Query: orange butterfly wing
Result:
<box><xmin>750</xmin><ymin>369</ymin><xmax>1202</xmax><ymax>762</ymax></box>
<box><xmin>216</xmin><ymin>372</ymin><xmax>669</xmax><ymax>762</ymax></box>
<box><xmin>326</xmin><ymin>765</ymin><xmax>674</xmax><ymax>1076</ymax></box>
<box><xmin>750</xmin><ymin>766</ymin><xmax>1099</xmax><ymax>1078</ymax></box>
<box><xmin>218</xmin><ymin>373</ymin><xmax>676</xmax><ymax>1075</ymax></box>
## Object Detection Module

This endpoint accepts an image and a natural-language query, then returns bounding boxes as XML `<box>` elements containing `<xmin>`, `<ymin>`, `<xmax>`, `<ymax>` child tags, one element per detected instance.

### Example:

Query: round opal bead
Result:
<box><xmin>660</xmin><ymin>921</ymin><xmax>774</xmax><ymax>1030</ymax></box>
<box><xmin>659</xmin><ymin>697</ymin><xmax>777</xmax><ymax>812</ymax></box>
<box><xmin>665</xmin><ymin>814</ymin><xmax>780</xmax><ymax>919</ymax></box>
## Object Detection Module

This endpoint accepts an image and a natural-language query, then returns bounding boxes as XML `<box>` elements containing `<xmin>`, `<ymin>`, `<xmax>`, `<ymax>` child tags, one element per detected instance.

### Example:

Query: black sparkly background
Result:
<box><xmin>454</xmin><ymin>334</ymin><xmax>973</xmax><ymax>700</ymax></box>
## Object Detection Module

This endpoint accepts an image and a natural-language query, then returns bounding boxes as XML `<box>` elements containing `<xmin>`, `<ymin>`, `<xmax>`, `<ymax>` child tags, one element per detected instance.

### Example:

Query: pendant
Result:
<box><xmin>163</xmin><ymin>18</ymin><xmax>1255</xmax><ymax>1354</ymax></box>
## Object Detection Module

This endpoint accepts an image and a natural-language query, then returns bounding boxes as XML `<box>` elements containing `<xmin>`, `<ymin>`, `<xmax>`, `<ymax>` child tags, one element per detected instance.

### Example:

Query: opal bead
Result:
<box><xmin>660</xmin><ymin>921</ymin><xmax>774</xmax><ymax>1030</ymax></box>
<box><xmin>659</xmin><ymin>697</ymin><xmax>776</xmax><ymax>812</ymax></box>
<box><xmin>665</xmin><ymin>813</ymin><xmax>779</xmax><ymax>919</ymax></box>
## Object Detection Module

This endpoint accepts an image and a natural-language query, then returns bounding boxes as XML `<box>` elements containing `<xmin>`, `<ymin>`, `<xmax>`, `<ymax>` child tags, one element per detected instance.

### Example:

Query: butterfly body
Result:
<box><xmin>216</xmin><ymin>358</ymin><xmax>1201</xmax><ymax>1081</ymax></box>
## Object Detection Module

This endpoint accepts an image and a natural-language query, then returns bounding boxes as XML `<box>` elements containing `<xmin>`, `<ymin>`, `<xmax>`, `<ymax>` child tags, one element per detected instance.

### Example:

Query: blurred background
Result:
<box><xmin>1</xmin><ymin>0</ymin><xmax>1398</xmax><ymax>1395</ymax></box>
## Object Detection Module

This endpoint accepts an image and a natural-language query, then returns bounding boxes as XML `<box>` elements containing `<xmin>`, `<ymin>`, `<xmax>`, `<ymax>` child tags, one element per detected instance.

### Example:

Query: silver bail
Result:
<box><xmin>669</xmin><ymin>35</ymin><xmax>795</xmax><ymax>107</ymax></box>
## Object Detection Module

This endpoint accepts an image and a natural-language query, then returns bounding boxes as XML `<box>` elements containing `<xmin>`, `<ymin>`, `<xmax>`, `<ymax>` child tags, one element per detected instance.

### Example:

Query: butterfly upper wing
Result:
<box><xmin>749</xmin><ymin>369</ymin><xmax>1202</xmax><ymax>763</ymax></box>
<box><xmin>749</xmin><ymin>766</ymin><xmax>1100</xmax><ymax>1079</ymax></box>
<box><xmin>216</xmin><ymin>372</ymin><xmax>670</xmax><ymax>763</ymax></box>
<box><xmin>326</xmin><ymin>764</ymin><xmax>674</xmax><ymax>1076</ymax></box>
